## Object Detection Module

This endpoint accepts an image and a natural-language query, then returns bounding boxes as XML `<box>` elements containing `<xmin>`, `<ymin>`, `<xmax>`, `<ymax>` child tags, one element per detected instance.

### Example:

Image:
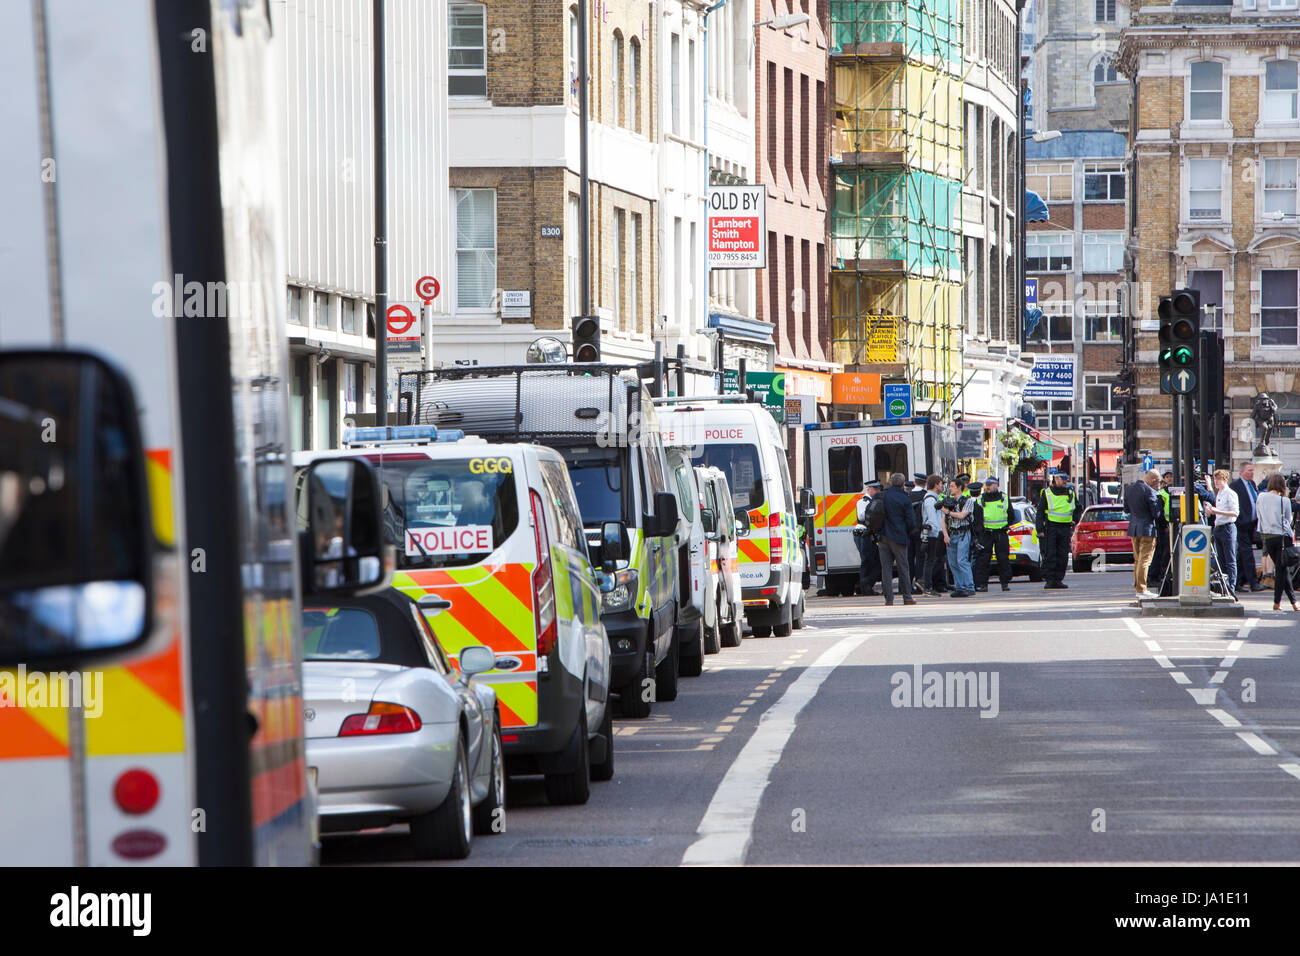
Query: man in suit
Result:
<box><xmin>1230</xmin><ymin>464</ymin><xmax>1265</xmax><ymax>592</ymax></box>
<box><xmin>1124</xmin><ymin>469</ymin><xmax>1162</xmax><ymax>599</ymax></box>
<box><xmin>878</xmin><ymin>473</ymin><xmax>918</xmax><ymax>606</ymax></box>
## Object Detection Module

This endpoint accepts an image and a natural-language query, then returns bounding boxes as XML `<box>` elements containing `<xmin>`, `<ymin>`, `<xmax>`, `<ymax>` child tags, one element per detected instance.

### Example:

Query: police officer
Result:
<box><xmin>941</xmin><ymin>477</ymin><xmax>975</xmax><ymax>597</ymax></box>
<box><xmin>1148</xmin><ymin>471</ymin><xmax>1174</xmax><ymax>594</ymax></box>
<box><xmin>974</xmin><ymin>476</ymin><xmax>1013</xmax><ymax>592</ymax></box>
<box><xmin>855</xmin><ymin>479</ymin><xmax>883</xmax><ymax>596</ymax></box>
<box><xmin>1036</xmin><ymin>471</ymin><xmax>1083</xmax><ymax>589</ymax></box>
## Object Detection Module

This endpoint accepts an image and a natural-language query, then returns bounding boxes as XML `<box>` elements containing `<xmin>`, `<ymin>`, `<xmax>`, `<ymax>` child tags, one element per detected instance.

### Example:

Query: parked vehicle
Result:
<box><xmin>399</xmin><ymin>365</ymin><xmax>680</xmax><ymax>718</ymax></box>
<box><xmin>657</xmin><ymin>397</ymin><xmax>813</xmax><ymax>637</ymax></box>
<box><xmin>0</xmin><ymin>2</ymin><xmax>386</xmax><ymax>865</ymax></box>
<box><xmin>805</xmin><ymin>417</ymin><xmax>957</xmax><ymax>597</ymax></box>
<box><xmin>303</xmin><ymin>590</ymin><xmax>504</xmax><ymax>858</ymax></box>
<box><xmin>665</xmin><ymin>446</ymin><xmax>710</xmax><ymax>675</ymax></box>
<box><xmin>697</xmin><ymin>466</ymin><xmax>745</xmax><ymax>647</ymax></box>
<box><xmin>295</xmin><ymin>425</ymin><xmax>614</xmax><ymax>804</ymax></box>
<box><xmin>1007</xmin><ymin>502</ymin><xmax>1044</xmax><ymax>581</ymax></box>
<box><xmin>1071</xmin><ymin>506</ymin><xmax>1132</xmax><ymax>571</ymax></box>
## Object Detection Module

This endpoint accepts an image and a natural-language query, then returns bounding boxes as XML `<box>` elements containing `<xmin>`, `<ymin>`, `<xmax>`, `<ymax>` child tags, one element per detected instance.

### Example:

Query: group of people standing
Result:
<box><xmin>1124</xmin><ymin>463</ymin><xmax>1299</xmax><ymax>610</ymax></box>
<box><xmin>854</xmin><ymin>471</ymin><xmax>1030</xmax><ymax>604</ymax></box>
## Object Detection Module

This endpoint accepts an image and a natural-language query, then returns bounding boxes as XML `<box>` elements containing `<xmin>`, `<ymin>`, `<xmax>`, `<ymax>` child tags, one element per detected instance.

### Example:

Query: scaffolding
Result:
<box><xmin>828</xmin><ymin>0</ymin><xmax>963</xmax><ymax>419</ymax></box>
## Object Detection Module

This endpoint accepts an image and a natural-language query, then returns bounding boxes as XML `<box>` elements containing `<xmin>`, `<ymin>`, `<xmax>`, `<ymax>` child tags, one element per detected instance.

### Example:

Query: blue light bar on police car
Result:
<box><xmin>343</xmin><ymin>424</ymin><xmax>441</xmax><ymax>446</ymax></box>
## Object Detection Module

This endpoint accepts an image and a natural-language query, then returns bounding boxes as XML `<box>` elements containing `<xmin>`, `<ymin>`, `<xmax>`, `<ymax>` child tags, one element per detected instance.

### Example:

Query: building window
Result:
<box><xmin>1093</xmin><ymin>55</ymin><xmax>1118</xmax><ymax>85</ymax></box>
<box><xmin>630</xmin><ymin>213</ymin><xmax>642</xmax><ymax>334</ymax></box>
<box><xmin>1083</xmin><ymin>231</ymin><xmax>1125</xmax><ymax>272</ymax></box>
<box><xmin>455</xmin><ymin>188</ymin><xmax>496</xmax><ymax>309</ymax></box>
<box><xmin>1261</xmin><ymin>270</ymin><xmax>1298</xmax><ymax>347</ymax></box>
<box><xmin>1026</xmin><ymin>161</ymin><xmax>1071</xmax><ymax>201</ymax></box>
<box><xmin>568</xmin><ymin>8</ymin><xmax>579</xmax><ymax>107</ymax></box>
<box><xmin>612</xmin><ymin>32</ymin><xmax>624</xmax><ymax>127</ymax></box>
<box><xmin>1188</xmin><ymin>159</ymin><xmax>1222</xmax><ymax>220</ymax></box>
<box><xmin>341</xmin><ymin>297</ymin><xmax>357</xmax><ymax>334</ymax></box>
<box><xmin>670</xmin><ymin>34</ymin><xmax>681</xmax><ymax>136</ymax></box>
<box><xmin>1263</xmin><ymin>158</ymin><xmax>1298</xmax><ymax>218</ymax></box>
<box><xmin>1026</xmin><ymin>232</ymin><xmax>1072</xmax><ymax>272</ymax></box>
<box><xmin>448</xmin><ymin>3</ymin><xmax>487</xmax><ymax>97</ymax></box>
<box><xmin>688</xmin><ymin>38</ymin><xmax>697</xmax><ymax>140</ymax></box>
<box><xmin>1264</xmin><ymin>61</ymin><xmax>1298</xmax><ymax>122</ymax></box>
<box><xmin>1084</xmin><ymin>305</ymin><xmax>1123</xmax><ymax>342</ymax></box>
<box><xmin>313</xmin><ymin>290</ymin><xmax>332</xmax><ymax>330</ymax></box>
<box><xmin>1188</xmin><ymin>61</ymin><xmax>1223</xmax><ymax>122</ymax></box>
<box><xmin>613</xmin><ymin>207</ymin><xmax>626</xmax><ymax>328</ymax></box>
<box><xmin>629</xmin><ymin>39</ymin><xmax>642</xmax><ymax>133</ymax></box>
<box><xmin>1036</xmin><ymin>303</ymin><xmax>1073</xmax><ymax>343</ymax></box>
<box><xmin>316</xmin><ymin>358</ymin><xmax>337</xmax><ymax>449</ymax></box>
<box><xmin>566</xmin><ymin>193</ymin><xmax>580</xmax><ymax>320</ymax></box>
<box><xmin>1269</xmin><ymin>0</ymin><xmax>1299</xmax><ymax>10</ymax></box>
<box><xmin>290</xmin><ymin>355</ymin><xmax>310</xmax><ymax>451</ymax></box>
<box><xmin>343</xmin><ymin>361</ymin><xmax>364</xmax><ymax>416</ymax></box>
<box><xmin>1188</xmin><ymin>269</ymin><xmax>1224</xmax><ymax>334</ymax></box>
<box><xmin>1084</xmin><ymin>374</ymin><xmax>1117</xmax><ymax>411</ymax></box>
<box><xmin>287</xmin><ymin>286</ymin><xmax>304</xmax><ymax>326</ymax></box>
<box><xmin>1084</xmin><ymin>163</ymin><xmax>1124</xmax><ymax>201</ymax></box>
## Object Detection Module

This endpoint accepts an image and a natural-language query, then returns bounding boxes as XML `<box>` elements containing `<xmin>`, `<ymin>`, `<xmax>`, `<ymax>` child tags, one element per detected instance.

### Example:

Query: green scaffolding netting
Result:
<box><xmin>831</xmin><ymin>168</ymin><xmax>962</xmax><ymax>275</ymax></box>
<box><xmin>828</xmin><ymin>0</ymin><xmax>961</xmax><ymax>67</ymax></box>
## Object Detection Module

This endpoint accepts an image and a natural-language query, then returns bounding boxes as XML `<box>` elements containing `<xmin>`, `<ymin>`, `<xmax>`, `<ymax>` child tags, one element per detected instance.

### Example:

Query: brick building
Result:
<box><xmin>1118</xmin><ymin>3</ymin><xmax>1300</xmax><ymax>471</ymax></box>
<box><xmin>441</xmin><ymin>0</ymin><xmax>660</xmax><ymax>366</ymax></box>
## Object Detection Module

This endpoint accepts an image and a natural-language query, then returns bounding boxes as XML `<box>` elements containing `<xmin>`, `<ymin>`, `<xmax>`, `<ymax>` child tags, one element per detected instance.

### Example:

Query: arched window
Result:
<box><xmin>628</xmin><ymin>38</ymin><xmax>642</xmax><ymax>133</ymax></box>
<box><xmin>612</xmin><ymin>31</ymin><xmax>624</xmax><ymax>127</ymax></box>
<box><xmin>1093</xmin><ymin>55</ymin><xmax>1118</xmax><ymax>85</ymax></box>
<box><xmin>568</xmin><ymin>7</ymin><xmax>578</xmax><ymax>107</ymax></box>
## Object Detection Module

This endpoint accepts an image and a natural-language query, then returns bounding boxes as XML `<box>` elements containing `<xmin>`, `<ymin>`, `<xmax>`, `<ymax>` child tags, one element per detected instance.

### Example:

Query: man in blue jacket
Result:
<box><xmin>1230</xmin><ymin>464</ymin><xmax>1264</xmax><ymax>592</ymax></box>
<box><xmin>1124</xmin><ymin>469</ymin><xmax>1161</xmax><ymax>599</ymax></box>
<box><xmin>878</xmin><ymin>473</ymin><xmax>918</xmax><ymax>606</ymax></box>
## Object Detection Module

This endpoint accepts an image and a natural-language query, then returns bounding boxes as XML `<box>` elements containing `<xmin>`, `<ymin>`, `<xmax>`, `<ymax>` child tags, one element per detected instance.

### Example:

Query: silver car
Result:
<box><xmin>304</xmin><ymin>588</ymin><xmax>504</xmax><ymax>860</ymax></box>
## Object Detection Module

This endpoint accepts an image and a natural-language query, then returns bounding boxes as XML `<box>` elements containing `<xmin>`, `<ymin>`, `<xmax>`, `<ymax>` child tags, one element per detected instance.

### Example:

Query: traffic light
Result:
<box><xmin>572</xmin><ymin>315</ymin><xmax>600</xmax><ymax>362</ymax></box>
<box><xmin>1158</xmin><ymin>289</ymin><xmax>1200</xmax><ymax>371</ymax></box>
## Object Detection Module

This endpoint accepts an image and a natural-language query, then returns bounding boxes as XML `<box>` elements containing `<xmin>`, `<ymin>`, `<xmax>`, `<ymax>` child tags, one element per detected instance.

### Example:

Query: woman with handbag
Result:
<box><xmin>1257</xmin><ymin>473</ymin><xmax>1298</xmax><ymax>611</ymax></box>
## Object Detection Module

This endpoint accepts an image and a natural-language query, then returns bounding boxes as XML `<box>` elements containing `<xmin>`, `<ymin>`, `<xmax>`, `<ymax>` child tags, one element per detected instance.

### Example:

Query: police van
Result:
<box><xmin>398</xmin><ymin>365</ymin><xmax>680</xmax><ymax>717</ymax></box>
<box><xmin>806</xmin><ymin>417</ymin><xmax>957</xmax><ymax>597</ymax></box>
<box><xmin>656</xmin><ymin>397</ymin><xmax>813</xmax><ymax>637</ymax></box>
<box><xmin>294</xmin><ymin>425</ymin><xmax>614</xmax><ymax>803</ymax></box>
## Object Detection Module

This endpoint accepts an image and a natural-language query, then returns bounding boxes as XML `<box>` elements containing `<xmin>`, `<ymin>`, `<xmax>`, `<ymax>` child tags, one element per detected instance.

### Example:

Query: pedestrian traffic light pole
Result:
<box><xmin>1159</xmin><ymin>289</ymin><xmax>1202</xmax><ymax>525</ymax></box>
<box><xmin>373</xmin><ymin>0</ymin><xmax>388</xmax><ymax>425</ymax></box>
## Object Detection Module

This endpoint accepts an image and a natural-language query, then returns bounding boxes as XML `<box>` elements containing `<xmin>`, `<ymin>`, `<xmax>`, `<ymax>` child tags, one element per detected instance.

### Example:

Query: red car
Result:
<box><xmin>1071</xmin><ymin>506</ymin><xmax>1132</xmax><ymax>572</ymax></box>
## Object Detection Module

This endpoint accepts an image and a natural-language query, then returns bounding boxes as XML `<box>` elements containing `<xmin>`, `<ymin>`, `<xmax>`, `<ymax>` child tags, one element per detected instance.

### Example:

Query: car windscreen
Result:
<box><xmin>302</xmin><ymin>607</ymin><xmax>382</xmax><ymax>661</ymax></box>
<box><xmin>371</xmin><ymin>457</ymin><xmax>518</xmax><ymax>569</ymax></box>
<box><xmin>565</xmin><ymin>456</ymin><xmax>624</xmax><ymax>526</ymax></box>
<box><xmin>1084</xmin><ymin>508</ymin><xmax>1127</xmax><ymax>522</ymax></box>
<box><xmin>689</xmin><ymin>443</ymin><xmax>764</xmax><ymax>512</ymax></box>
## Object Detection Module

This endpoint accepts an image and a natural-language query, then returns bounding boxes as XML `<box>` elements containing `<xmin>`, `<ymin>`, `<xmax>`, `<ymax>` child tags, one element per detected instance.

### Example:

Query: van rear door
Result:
<box><xmin>865</xmin><ymin>427</ymin><xmax>922</xmax><ymax>487</ymax></box>
<box><xmin>816</xmin><ymin>430</ymin><xmax>866</xmax><ymax>574</ymax></box>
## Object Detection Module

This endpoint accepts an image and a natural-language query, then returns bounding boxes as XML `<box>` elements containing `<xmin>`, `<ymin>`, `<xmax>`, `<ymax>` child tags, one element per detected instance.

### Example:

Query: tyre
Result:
<box><xmin>772</xmin><ymin>601</ymin><xmax>793</xmax><ymax>638</ymax></box>
<box><xmin>1072</xmin><ymin>556</ymin><xmax>1091</xmax><ymax>574</ymax></box>
<box><xmin>409</xmin><ymin>737</ymin><xmax>472</xmax><ymax>860</ymax></box>
<box><xmin>471</xmin><ymin>718</ymin><xmax>505</xmax><ymax>836</ymax></box>
<box><xmin>617</xmin><ymin>648</ymin><xmax>654</xmax><ymax>718</ymax></box>
<box><xmin>720</xmin><ymin>612</ymin><xmax>742</xmax><ymax>648</ymax></box>
<box><xmin>678</xmin><ymin>619</ymin><xmax>704</xmax><ymax>678</ymax></box>
<box><xmin>590</xmin><ymin>700</ymin><xmax>615</xmax><ymax>782</ymax></box>
<box><xmin>655</xmin><ymin>628</ymin><xmax>680</xmax><ymax>700</ymax></box>
<box><xmin>1027</xmin><ymin>564</ymin><xmax>1044</xmax><ymax>582</ymax></box>
<box><xmin>791</xmin><ymin>595</ymin><xmax>805</xmax><ymax>630</ymax></box>
<box><xmin>543</xmin><ymin>707</ymin><xmax>591</xmax><ymax>806</ymax></box>
<box><xmin>703</xmin><ymin>609</ymin><xmax>722</xmax><ymax>655</ymax></box>
<box><xmin>751</xmin><ymin>622</ymin><xmax>772</xmax><ymax>638</ymax></box>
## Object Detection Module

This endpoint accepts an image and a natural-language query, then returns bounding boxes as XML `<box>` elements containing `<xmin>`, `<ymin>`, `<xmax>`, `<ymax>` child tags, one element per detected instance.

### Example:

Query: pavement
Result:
<box><xmin>321</xmin><ymin>567</ymin><xmax>1300</xmax><ymax>866</ymax></box>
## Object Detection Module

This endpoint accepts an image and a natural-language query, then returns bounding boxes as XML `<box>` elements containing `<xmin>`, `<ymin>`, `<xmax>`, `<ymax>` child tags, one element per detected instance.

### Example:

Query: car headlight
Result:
<box><xmin>601</xmin><ymin>569</ymin><xmax>637</xmax><ymax>613</ymax></box>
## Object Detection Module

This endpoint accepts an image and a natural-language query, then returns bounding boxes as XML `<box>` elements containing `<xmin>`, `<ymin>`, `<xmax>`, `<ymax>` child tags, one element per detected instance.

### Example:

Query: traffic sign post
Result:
<box><xmin>1178</xmin><ymin>524</ymin><xmax>1212</xmax><ymax>605</ymax></box>
<box><xmin>416</xmin><ymin>275</ymin><xmax>440</xmax><ymax>303</ymax></box>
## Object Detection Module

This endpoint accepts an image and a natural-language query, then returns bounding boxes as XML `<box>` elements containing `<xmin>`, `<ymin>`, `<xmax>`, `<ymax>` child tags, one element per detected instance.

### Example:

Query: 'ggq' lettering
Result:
<box><xmin>469</xmin><ymin>457</ymin><xmax>513</xmax><ymax>475</ymax></box>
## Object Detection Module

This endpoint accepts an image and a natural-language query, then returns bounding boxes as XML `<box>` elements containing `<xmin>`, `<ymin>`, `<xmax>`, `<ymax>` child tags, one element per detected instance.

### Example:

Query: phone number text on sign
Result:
<box><xmin>405</xmin><ymin>525</ymin><xmax>493</xmax><ymax>557</ymax></box>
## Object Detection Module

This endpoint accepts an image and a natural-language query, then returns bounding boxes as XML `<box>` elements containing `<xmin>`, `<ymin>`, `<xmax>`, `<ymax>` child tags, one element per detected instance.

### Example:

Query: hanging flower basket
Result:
<box><xmin>996</xmin><ymin>428</ymin><xmax>1042</xmax><ymax>474</ymax></box>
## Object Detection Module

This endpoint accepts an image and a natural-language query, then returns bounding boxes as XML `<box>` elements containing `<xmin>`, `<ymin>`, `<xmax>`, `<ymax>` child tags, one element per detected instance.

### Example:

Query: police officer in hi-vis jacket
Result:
<box><xmin>1036</xmin><ymin>471</ymin><xmax>1083</xmax><ymax>589</ymax></box>
<box><xmin>973</xmin><ymin>476</ymin><xmax>1013</xmax><ymax>592</ymax></box>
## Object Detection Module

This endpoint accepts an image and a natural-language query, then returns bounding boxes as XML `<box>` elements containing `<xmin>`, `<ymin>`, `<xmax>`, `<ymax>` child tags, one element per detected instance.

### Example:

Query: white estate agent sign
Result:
<box><xmin>707</xmin><ymin>185</ymin><xmax>766</xmax><ymax>268</ymax></box>
<box><xmin>1024</xmin><ymin>354</ymin><xmax>1076</xmax><ymax>401</ymax></box>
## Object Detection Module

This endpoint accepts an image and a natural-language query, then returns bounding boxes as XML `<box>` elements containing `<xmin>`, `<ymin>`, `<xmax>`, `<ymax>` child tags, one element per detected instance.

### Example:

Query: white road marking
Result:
<box><xmin>1206</xmin><ymin>708</ymin><xmax>1241</xmax><ymax>728</ymax></box>
<box><xmin>1236</xmin><ymin>732</ymin><xmax>1276</xmax><ymax>756</ymax></box>
<box><xmin>1209</xmin><ymin>671</ymin><xmax>1228</xmax><ymax>685</ymax></box>
<box><xmin>1143</xmin><ymin>640</ymin><xmax>1163</xmax><ymax>652</ymax></box>
<box><xmin>1170</xmin><ymin>672</ymin><xmax>1191</xmax><ymax>685</ymax></box>
<box><xmin>1280</xmin><ymin>763</ymin><xmax>1300</xmax><ymax>782</ymax></box>
<box><xmin>683</xmin><ymin>633</ymin><xmax>869</xmax><ymax>866</ymax></box>
<box><xmin>1187</xmin><ymin>688</ymin><xmax>1219</xmax><ymax>705</ymax></box>
<box><xmin>1153</xmin><ymin>655</ymin><xmax>1175</xmax><ymax>669</ymax></box>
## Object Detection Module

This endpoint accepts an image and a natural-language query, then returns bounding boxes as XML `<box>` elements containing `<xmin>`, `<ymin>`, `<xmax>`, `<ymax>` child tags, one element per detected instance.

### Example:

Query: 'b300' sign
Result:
<box><xmin>707</xmin><ymin>186</ymin><xmax>766</xmax><ymax>269</ymax></box>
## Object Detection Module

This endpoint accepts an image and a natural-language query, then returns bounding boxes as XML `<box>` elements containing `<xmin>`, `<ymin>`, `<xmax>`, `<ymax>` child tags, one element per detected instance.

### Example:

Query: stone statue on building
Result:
<box><xmin>1251</xmin><ymin>392</ymin><xmax>1279</xmax><ymax>457</ymax></box>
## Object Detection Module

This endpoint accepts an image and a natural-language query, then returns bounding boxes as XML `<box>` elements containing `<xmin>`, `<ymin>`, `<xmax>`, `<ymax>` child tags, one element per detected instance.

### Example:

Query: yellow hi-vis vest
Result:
<box><xmin>1044</xmin><ymin>488</ymin><xmax>1075</xmax><ymax>523</ymax></box>
<box><xmin>1157</xmin><ymin>487</ymin><xmax>1171</xmax><ymax>521</ymax></box>
<box><xmin>981</xmin><ymin>494</ymin><xmax>1009</xmax><ymax>530</ymax></box>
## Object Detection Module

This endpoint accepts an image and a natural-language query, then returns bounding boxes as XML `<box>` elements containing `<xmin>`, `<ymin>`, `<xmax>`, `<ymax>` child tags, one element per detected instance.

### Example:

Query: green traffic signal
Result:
<box><xmin>1172</xmin><ymin>345</ymin><xmax>1194</xmax><ymax>366</ymax></box>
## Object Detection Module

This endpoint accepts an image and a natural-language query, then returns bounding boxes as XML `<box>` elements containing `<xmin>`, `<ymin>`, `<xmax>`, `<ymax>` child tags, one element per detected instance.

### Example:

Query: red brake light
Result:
<box><xmin>530</xmin><ymin>490</ymin><xmax>558</xmax><ymax>656</ymax></box>
<box><xmin>339</xmin><ymin>701</ymin><xmax>422</xmax><ymax>736</ymax></box>
<box><xmin>769</xmin><ymin>512</ymin><xmax>782</xmax><ymax>564</ymax></box>
<box><xmin>113</xmin><ymin>769</ymin><xmax>161</xmax><ymax>815</ymax></box>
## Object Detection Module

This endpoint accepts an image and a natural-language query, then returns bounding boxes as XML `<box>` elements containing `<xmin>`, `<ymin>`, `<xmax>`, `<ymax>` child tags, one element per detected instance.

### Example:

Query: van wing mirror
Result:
<box><xmin>600</xmin><ymin>521</ymin><xmax>628</xmax><ymax>568</ymax></box>
<box><xmin>299</xmin><ymin>458</ymin><xmax>392</xmax><ymax>596</ymax></box>
<box><xmin>0</xmin><ymin>350</ymin><xmax>154</xmax><ymax>667</ymax></box>
<box><xmin>798</xmin><ymin>486</ymin><xmax>817</xmax><ymax>518</ymax></box>
<box><xmin>734</xmin><ymin>506</ymin><xmax>751</xmax><ymax>536</ymax></box>
<box><xmin>653</xmin><ymin>491</ymin><xmax>679</xmax><ymax>537</ymax></box>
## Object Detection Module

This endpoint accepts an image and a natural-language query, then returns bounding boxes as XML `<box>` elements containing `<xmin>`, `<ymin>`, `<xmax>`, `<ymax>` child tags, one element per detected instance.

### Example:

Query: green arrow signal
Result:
<box><xmin>1172</xmin><ymin>346</ymin><xmax>1194</xmax><ymax>365</ymax></box>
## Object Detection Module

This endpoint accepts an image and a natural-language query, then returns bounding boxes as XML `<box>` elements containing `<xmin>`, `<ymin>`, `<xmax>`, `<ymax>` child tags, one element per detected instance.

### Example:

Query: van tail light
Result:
<box><xmin>339</xmin><ymin>701</ymin><xmax>422</xmax><ymax>736</ymax></box>
<box><xmin>530</xmin><ymin>490</ymin><xmax>558</xmax><ymax>656</ymax></box>
<box><xmin>113</xmin><ymin>769</ymin><xmax>161</xmax><ymax>815</ymax></box>
<box><xmin>769</xmin><ymin>513</ymin><xmax>782</xmax><ymax>565</ymax></box>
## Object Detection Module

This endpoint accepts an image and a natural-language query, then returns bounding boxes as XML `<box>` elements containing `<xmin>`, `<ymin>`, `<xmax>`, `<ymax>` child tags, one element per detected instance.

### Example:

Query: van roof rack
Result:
<box><xmin>651</xmin><ymin>394</ymin><xmax>756</xmax><ymax>406</ymax></box>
